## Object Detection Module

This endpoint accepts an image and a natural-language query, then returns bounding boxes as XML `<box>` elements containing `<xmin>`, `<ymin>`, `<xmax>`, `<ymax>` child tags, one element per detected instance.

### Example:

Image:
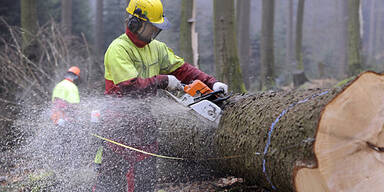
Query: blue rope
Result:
<box><xmin>262</xmin><ymin>90</ymin><xmax>329</xmax><ymax>190</ymax></box>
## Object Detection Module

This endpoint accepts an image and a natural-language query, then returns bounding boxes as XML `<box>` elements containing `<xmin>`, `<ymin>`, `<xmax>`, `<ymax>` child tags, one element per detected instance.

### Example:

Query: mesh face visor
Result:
<box><xmin>137</xmin><ymin>21</ymin><xmax>162</xmax><ymax>43</ymax></box>
<box><xmin>65</xmin><ymin>72</ymin><xmax>81</xmax><ymax>85</ymax></box>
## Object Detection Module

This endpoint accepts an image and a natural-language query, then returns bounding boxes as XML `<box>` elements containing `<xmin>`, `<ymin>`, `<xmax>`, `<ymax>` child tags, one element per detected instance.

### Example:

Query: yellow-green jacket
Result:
<box><xmin>104</xmin><ymin>33</ymin><xmax>184</xmax><ymax>94</ymax></box>
<box><xmin>52</xmin><ymin>79</ymin><xmax>80</xmax><ymax>103</ymax></box>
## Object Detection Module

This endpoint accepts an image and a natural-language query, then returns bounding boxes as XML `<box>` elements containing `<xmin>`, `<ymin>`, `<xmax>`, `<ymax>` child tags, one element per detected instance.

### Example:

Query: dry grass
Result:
<box><xmin>0</xmin><ymin>19</ymin><xmax>103</xmax><ymax>151</ymax></box>
<box><xmin>0</xmin><ymin>18</ymin><xmax>102</xmax><ymax>104</ymax></box>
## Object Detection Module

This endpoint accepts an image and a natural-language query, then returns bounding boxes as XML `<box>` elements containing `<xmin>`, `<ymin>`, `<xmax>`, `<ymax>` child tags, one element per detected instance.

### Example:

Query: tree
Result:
<box><xmin>180</xmin><ymin>0</ymin><xmax>198</xmax><ymax>67</ymax></box>
<box><xmin>337</xmin><ymin>0</ymin><xmax>349</xmax><ymax>79</ymax></box>
<box><xmin>236</xmin><ymin>0</ymin><xmax>251</xmax><ymax>89</ymax></box>
<box><xmin>285</xmin><ymin>0</ymin><xmax>294</xmax><ymax>72</ymax></box>
<box><xmin>347</xmin><ymin>0</ymin><xmax>362</xmax><ymax>75</ymax></box>
<box><xmin>95</xmin><ymin>0</ymin><xmax>104</xmax><ymax>59</ymax></box>
<box><xmin>260</xmin><ymin>0</ymin><xmax>275</xmax><ymax>90</ymax></box>
<box><xmin>213</xmin><ymin>0</ymin><xmax>246</xmax><ymax>93</ymax></box>
<box><xmin>61</xmin><ymin>0</ymin><xmax>72</xmax><ymax>36</ymax></box>
<box><xmin>367</xmin><ymin>0</ymin><xmax>376</xmax><ymax>62</ymax></box>
<box><xmin>374</xmin><ymin>1</ymin><xmax>383</xmax><ymax>64</ymax></box>
<box><xmin>295</xmin><ymin>0</ymin><xmax>305</xmax><ymax>70</ymax></box>
<box><xmin>20</xmin><ymin>0</ymin><xmax>39</xmax><ymax>59</ymax></box>
<box><xmin>72</xmin><ymin>0</ymin><xmax>92</xmax><ymax>39</ymax></box>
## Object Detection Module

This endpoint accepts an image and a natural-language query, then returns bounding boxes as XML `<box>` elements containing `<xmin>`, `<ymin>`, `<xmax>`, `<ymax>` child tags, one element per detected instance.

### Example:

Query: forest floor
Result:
<box><xmin>0</xmin><ymin>138</ymin><xmax>268</xmax><ymax>192</ymax></box>
<box><xmin>0</xmin><ymin>157</ymin><xmax>267</xmax><ymax>192</ymax></box>
<box><xmin>156</xmin><ymin>176</ymin><xmax>267</xmax><ymax>192</ymax></box>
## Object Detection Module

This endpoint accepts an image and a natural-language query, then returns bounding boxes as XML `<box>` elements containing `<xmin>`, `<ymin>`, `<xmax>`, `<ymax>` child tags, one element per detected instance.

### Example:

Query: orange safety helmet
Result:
<box><xmin>68</xmin><ymin>66</ymin><xmax>80</xmax><ymax>77</ymax></box>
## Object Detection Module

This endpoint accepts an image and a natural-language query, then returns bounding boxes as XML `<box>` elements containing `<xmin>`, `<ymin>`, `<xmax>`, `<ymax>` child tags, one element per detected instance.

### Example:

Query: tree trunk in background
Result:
<box><xmin>286</xmin><ymin>0</ymin><xmax>294</xmax><ymax>73</ymax></box>
<box><xmin>260</xmin><ymin>0</ymin><xmax>275</xmax><ymax>90</ymax></box>
<box><xmin>20</xmin><ymin>0</ymin><xmax>39</xmax><ymax>60</ymax></box>
<box><xmin>347</xmin><ymin>0</ymin><xmax>362</xmax><ymax>76</ymax></box>
<box><xmin>190</xmin><ymin>0</ymin><xmax>198</xmax><ymax>68</ymax></box>
<box><xmin>295</xmin><ymin>0</ymin><xmax>305</xmax><ymax>71</ymax></box>
<box><xmin>180</xmin><ymin>0</ymin><xmax>198</xmax><ymax>67</ymax></box>
<box><xmin>213</xmin><ymin>0</ymin><xmax>246</xmax><ymax>93</ymax></box>
<box><xmin>158</xmin><ymin>71</ymin><xmax>384</xmax><ymax>191</ymax></box>
<box><xmin>367</xmin><ymin>0</ymin><xmax>376</xmax><ymax>62</ymax></box>
<box><xmin>61</xmin><ymin>0</ymin><xmax>72</xmax><ymax>36</ymax></box>
<box><xmin>236</xmin><ymin>0</ymin><xmax>251</xmax><ymax>90</ymax></box>
<box><xmin>374</xmin><ymin>1</ymin><xmax>383</xmax><ymax>62</ymax></box>
<box><xmin>95</xmin><ymin>0</ymin><xmax>104</xmax><ymax>59</ymax></box>
<box><xmin>337</xmin><ymin>0</ymin><xmax>349</xmax><ymax>79</ymax></box>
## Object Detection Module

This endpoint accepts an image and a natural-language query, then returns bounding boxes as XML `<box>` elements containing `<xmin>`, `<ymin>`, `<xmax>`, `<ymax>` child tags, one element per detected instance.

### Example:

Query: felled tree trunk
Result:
<box><xmin>216</xmin><ymin>71</ymin><xmax>384</xmax><ymax>191</ymax></box>
<box><xmin>156</xmin><ymin>71</ymin><xmax>384</xmax><ymax>191</ymax></box>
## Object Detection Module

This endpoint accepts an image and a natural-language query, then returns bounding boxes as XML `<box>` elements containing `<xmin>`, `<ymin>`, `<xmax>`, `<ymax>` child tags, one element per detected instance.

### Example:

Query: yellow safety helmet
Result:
<box><xmin>126</xmin><ymin>0</ymin><xmax>170</xmax><ymax>30</ymax></box>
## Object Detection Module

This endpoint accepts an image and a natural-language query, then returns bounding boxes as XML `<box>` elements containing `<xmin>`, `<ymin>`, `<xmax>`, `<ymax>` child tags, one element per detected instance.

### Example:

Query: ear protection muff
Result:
<box><xmin>128</xmin><ymin>8</ymin><xmax>149</xmax><ymax>33</ymax></box>
<box><xmin>128</xmin><ymin>16</ymin><xmax>142</xmax><ymax>33</ymax></box>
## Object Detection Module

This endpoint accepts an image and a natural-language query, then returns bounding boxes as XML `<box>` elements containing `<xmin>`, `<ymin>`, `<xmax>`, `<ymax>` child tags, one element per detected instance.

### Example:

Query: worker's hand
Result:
<box><xmin>167</xmin><ymin>75</ymin><xmax>183</xmax><ymax>91</ymax></box>
<box><xmin>213</xmin><ymin>82</ymin><xmax>228</xmax><ymax>94</ymax></box>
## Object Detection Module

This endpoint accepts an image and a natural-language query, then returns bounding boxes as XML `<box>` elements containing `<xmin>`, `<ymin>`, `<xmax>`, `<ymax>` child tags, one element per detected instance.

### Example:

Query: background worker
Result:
<box><xmin>51</xmin><ymin>66</ymin><xmax>81</xmax><ymax>126</ymax></box>
<box><xmin>95</xmin><ymin>0</ymin><xmax>228</xmax><ymax>191</ymax></box>
<box><xmin>50</xmin><ymin>66</ymin><xmax>81</xmax><ymax>169</ymax></box>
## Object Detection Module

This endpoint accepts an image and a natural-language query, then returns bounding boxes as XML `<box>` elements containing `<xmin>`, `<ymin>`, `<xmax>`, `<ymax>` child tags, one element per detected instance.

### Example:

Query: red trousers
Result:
<box><xmin>93</xmin><ymin>141</ymin><xmax>158</xmax><ymax>192</ymax></box>
<box><xmin>93</xmin><ymin>100</ymin><xmax>158</xmax><ymax>192</ymax></box>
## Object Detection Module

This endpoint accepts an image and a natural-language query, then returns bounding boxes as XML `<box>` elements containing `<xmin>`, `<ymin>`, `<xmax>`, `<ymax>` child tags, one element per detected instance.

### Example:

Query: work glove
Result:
<box><xmin>57</xmin><ymin>118</ymin><xmax>67</xmax><ymax>127</ymax></box>
<box><xmin>167</xmin><ymin>75</ymin><xmax>183</xmax><ymax>91</ymax></box>
<box><xmin>213</xmin><ymin>82</ymin><xmax>228</xmax><ymax>94</ymax></box>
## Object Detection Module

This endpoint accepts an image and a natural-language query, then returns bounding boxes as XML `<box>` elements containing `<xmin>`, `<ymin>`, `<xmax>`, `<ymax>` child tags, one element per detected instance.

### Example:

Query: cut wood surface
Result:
<box><xmin>300</xmin><ymin>71</ymin><xmax>384</xmax><ymax>192</ymax></box>
<box><xmin>154</xmin><ymin>72</ymin><xmax>384</xmax><ymax>191</ymax></box>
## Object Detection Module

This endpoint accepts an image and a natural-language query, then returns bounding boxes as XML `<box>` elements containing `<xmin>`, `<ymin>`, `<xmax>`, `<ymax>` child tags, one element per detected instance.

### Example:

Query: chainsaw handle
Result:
<box><xmin>187</xmin><ymin>90</ymin><xmax>229</xmax><ymax>107</ymax></box>
<box><xmin>191</xmin><ymin>89</ymin><xmax>225</xmax><ymax>103</ymax></box>
<box><xmin>197</xmin><ymin>90</ymin><xmax>223</xmax><ymax>99</ymax></box>
<box><xmin>212</xmin><ymin>95</ymin><xmax>230</xmax><ymax>103</ymax></box>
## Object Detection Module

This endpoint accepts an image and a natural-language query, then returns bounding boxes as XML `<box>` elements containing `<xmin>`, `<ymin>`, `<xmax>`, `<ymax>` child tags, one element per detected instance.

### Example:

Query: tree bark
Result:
<box><xmin>337</xmin><ymin>0</ymin><xmax>349</xmax><ymax>79</ymax></box>
<box><xmin>61</xmin><ymin>0</ymin><xmax>72</xmax><ymax>36</ymax></box>
<box><xmin>367</xmin><ymin>0</ymin><xmax>376</xmax><ymax>62</ymax></box>
<box><xmin>286</xmin><ymin>0</ymin><xmax>294</xmax><ymax>73</ymax></box>
<box><xmin>95</xmin><ymin>0</ymin><xmax>104</xmax><ymax>59</ymax></box>
<box><xmin>155</xmin><ymin>71</ymin><xmax>384</xmax><ymax>191</ymax></box>
<box><xmin>295</xmin><ymin>0</ymin><xmax>305</xmax><ymax>71</ymax></box>
<box><xmin>292</xmin><ymin>70</ymin><xmax>309</xmax><ymax>87</ymax></box>
<box><xmin>20</xmin><ymin>0</ymin><xmax>39</xmax><ymax>60</ymax></box>
<box><xmin>180</xmin><ymin>0</ymin><xmax>197</xmax><ymax>67</ymax></box>
<box><xmin>347</xmin><ymin>0</ymin><xmax>362</xmax><ymax>76</ymax></box>
<box><xmin>213</xmin><ymin>0</ymin><xmax>246</xmax><ymax>93</ymax></box>
<box><xmin>374</xmin><ymin>1</ymin><xmax>383</xmax><ymax>61</ymax></box>
<box><xmin>236</xmin><ymin>0</ymin><xmax>251</xmax><ymax>90</ymax></box>
<box><xmin>260</xmin><ymin>0</ymin><xmax>275</xmax><ymax>90</ymax></box>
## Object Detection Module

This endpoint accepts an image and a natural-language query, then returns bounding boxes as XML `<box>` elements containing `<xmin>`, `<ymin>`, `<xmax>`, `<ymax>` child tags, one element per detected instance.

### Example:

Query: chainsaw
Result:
<box><xmin>166</xmin><ymin>80</ymin><xmax>230</xmax><ymax>124</ymax></box>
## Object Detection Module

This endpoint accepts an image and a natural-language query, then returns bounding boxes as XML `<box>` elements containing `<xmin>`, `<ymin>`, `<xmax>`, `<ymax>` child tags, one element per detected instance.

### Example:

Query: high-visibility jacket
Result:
<box><xmin>104</xmin><ymin>33</ymin><xmax>184</xmax><ymax>85</ymax></box>
<box><xmin>51</xmin><ymin>79</ymin><xmax>79</xmax><ymax>124</ymax></box>
<box><xmin>104</xmin><ymin>31</ymin><xmax>217</xmax><ymax>95</ymax></box>
<box><xmin>52</xmin><ymin>79</ymin><xmax>80</xmax><ymax>104</ymax></box>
